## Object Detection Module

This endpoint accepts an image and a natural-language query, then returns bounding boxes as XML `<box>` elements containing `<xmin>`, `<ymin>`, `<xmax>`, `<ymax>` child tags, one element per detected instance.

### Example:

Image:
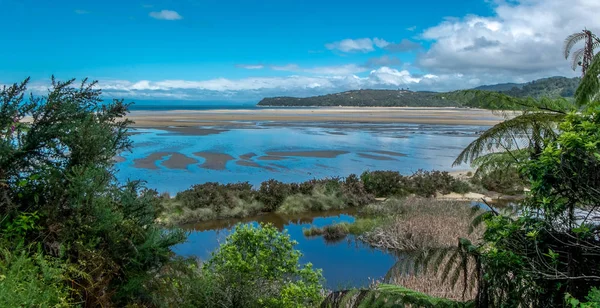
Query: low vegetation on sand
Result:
<box><xmin>159</xmin><ymin>170</ymin><xmax>473</xmax><ymax>225</ymax></box>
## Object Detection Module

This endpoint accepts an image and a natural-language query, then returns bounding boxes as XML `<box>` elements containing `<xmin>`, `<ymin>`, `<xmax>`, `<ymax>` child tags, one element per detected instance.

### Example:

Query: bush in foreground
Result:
<box><xmin>204</xmin><ymin>223</ymin><xmax>324</xmax><ymax>307</ymax></box>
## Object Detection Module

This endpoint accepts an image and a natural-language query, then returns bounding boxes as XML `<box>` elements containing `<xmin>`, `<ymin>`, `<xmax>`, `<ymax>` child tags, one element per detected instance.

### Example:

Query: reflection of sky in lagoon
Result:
<box><xmin>174</xmin><ymin>214</ymin><xmax>397</xmax><ymax>289</ymax></box>
<box><xmin>115</xmin><ymin>123</ymin><xmax>487</xmax><ymax>194</ymax></box>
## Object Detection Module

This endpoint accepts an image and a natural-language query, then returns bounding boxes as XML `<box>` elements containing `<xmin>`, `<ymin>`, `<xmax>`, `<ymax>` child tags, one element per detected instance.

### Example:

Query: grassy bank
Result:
<box><xmin>158</xmin><ymin>170</ymin><xmax>473</xmax><ymax>225</ymax></box>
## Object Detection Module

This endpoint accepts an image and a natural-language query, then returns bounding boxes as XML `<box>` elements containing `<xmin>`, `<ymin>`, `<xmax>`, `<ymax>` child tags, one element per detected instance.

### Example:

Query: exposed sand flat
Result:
<box><xmin>162</xmin><ymin>153</ymin><xmax>198</xmax><ymax>170</ymax></box>
<box><xmin>369</xmin><ymin>150</ymin><xmax>407</xmax><ymax>157</ymax></box>
<box><xmin>113</xmin><ymin>156</ymin><xmax>126</xmax><ymax>163</ymax></box>
<box><xmin>134</xmin><ymin>152</ymin><xmax>171</xmax><ymax>169</ymax></box>
<box><xmin>357</xmin><ymin>153</ymin><xmax>398</xmax><ymax>161</ymax></box>
<box><xmin>194</xmin><ymin>152</ymin><xmax>235</xmax><ymax>170</ymax></box>
<box><xmin>154</xmin><ymin>126</ymin><xmax>228</xmax><ymax>136</ymax></box>
<box><xmin>257</xmin><ymin>156</ymin><xmax>288</xmax><ymax>161</ymax></box>
<box><xmin>126</xmin><ymin>107</ymin><xmax>507</xmax><ymax>128</ymax></box>
<box><xmin>265</xmin><ymin>150</ymin><xmax>350</xmax><ymax>158</ymax></box>
<box><xmin>239</xmin><ymin>152</ymin><xmax>257</xmax><ymax>160</ymax></box>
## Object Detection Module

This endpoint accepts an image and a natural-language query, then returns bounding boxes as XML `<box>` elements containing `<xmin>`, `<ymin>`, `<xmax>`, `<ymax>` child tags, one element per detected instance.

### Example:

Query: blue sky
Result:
<box><xmin>0</xmin><ymin>0</ymin><xmax>597</xmax><ymax>100</ymax></box>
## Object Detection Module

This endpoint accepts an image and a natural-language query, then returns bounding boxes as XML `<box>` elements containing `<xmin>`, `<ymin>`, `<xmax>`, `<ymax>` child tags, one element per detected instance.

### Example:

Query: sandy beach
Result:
<box><xmin>126</xmin><ymin>107</ymin><xmax>506</xmax><ymax>130</ymax></box>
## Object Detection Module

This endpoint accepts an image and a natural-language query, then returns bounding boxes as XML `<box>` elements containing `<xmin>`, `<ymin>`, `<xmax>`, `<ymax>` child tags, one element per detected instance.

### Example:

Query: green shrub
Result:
<box><xmin>176</xmin><ymin>182</ymin><xmax>256</xmax><ymax>213</ymax></box>
<box><xmin>360</xmin><ymin>171</ymin><xmax>407</xmax><ymax>197</ymax></box>
<box><xmin>204</xmin><ymin>223</ymin><xmax>324</xmax><ymax>307</ymax></box>
<box><xmin>258</xmin><ymin>179</ymin><xmax>296</xmax><ymax>211</ymax></box>
<box><xmin>0</xmin><ymin>247</ymin><xmax>73</xmax><ymax>308</ymax></box>
<box><xmin>472</xmin><ymin>168</ymin><xmax>525</xmax><ymax>194</ymax></box>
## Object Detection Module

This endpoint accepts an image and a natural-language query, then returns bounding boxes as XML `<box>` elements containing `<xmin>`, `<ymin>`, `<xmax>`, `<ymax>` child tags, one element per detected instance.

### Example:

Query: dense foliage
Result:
<box><xmin>0</xmin><ymin>78</ymin><xmax>328</xmax><ymax>307</ymax></box>
<box><xmin>258</xmin><ymin>77</ymin><xmax>578</xmax><ymax>107</ymax></box>
<box><xmin>203</xmin><ymin>224</ymin><xmax>324</xmax><ymax>307</ymax></box>
<box><xmin>162</xmin><ymin>170</ymin><xmax>471</xmax><ymax>225</ymax></box>
<box><xmin>475</xmin><ymin>76</ymin><xmax>580</xmax><ymax>98</ymax></box>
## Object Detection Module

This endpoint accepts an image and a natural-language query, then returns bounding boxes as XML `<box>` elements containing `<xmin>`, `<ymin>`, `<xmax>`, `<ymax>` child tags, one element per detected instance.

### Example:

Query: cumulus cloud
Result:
<box><xmin>149</xmin><ymin>10</ymin><xmax>183</xmax><ymax>20</ymax></box>
<box><xmin>363</xmin><ymin>55</ymin><xmax>402</xmax><ymax>68</ymax></box>
<box><xmin>325</xmin><ymin>38</ymin><xmax>378</xmax><ymax>53</ymax></box>
<box><xmin>417</xmin><ymin>0</ymin><xmax>600</xmax><ymax>78</ymax></box>
<box><xmin>325</xmin><ymin>37</ymin><xmax>420</xmax><ymax>53</ymax></box>
<box><xmin>384</xmin><ymin>39</ymin><xmax>422</xmax><ymax>53</ymax></box>
<box><xmin>22</xmin><ymin>68</ymin><xmax>450</xmax><ymax>101</ymax></box>
<box><xmin>235</xmin><ymin>64</ymin><xmax>264</xmax><ymax>70</ymax></box>
<box><xmin>270</xmin><ymin>64</ymin><xmax>368</xmax><ymax>75</ymax></box>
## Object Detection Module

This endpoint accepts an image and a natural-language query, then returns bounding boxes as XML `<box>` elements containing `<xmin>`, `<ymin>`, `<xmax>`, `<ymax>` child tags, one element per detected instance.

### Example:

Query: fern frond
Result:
<box><xmin>453</xmin><ymin>112</ymin><xmax>566</xmax><ymax>166</ymax></box>
<box><xmin>571</xmin><ymin>48</ymin><xmax>586</xmax><ymax>71</ymax></box>
<box><xmin>471</xmin><ymin>149</ymin><xmax>530</xmax><ymax>175</ymax></box>
<box><xmin>576</xmin><ymin>53</ymin><xmax>600</xmax><ymax>106</ymax></box>
<box><xmin>564</xmin><ymin>32</ymin><xmax>587</xmax><ymax>58</ymax></box>
<box><xmin>349</xmin><ymin>284</ymin><xmax>474</xmax><ymax>307</ymax></box>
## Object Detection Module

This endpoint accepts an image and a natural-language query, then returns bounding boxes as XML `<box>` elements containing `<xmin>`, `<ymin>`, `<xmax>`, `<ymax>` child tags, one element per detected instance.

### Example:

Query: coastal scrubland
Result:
<box><xmin>157</xmin><ymin>169</ymin><xmax>475</xmax><ymax>225</ymax></box>
<box><xmin>2</xmin><ymin>46</ymin><xmax>600</xmax><ymax>307</ymax></box>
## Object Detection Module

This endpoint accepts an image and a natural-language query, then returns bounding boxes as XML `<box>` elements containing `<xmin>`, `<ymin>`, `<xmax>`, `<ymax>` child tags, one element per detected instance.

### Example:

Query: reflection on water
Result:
<box><xmin>116</xmin><ymin>123</ymin><xmax>487</xmax><ymax>194</ymax></box>
<box><xmin>182</xmin><ymin>208</ymin><xmax>358</xmax><ymax>232</ymax></box>
<box><xmin>174</xmin><ymin>209</ymin><xmax>397</xmax><ymax>289</ymax></box>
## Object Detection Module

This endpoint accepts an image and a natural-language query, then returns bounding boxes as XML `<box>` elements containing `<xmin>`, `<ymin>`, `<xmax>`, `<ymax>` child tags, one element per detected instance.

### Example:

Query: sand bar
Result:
<box><xmin>266</xmin><ymin>150</ymin><xmax>349</xmax><ymax>158</ymax></box>
<box><xmin>369</xmin><ymin>150</ymin><xmax>407</xmax><ymax>157</ymax></box>
<box><xmin>126</xmin><ymin>107</ymin><xmax>507</xmax><ymax>128</ymax></box>
<box><xmin>162</xmin><ymin>153</ymin><xmax>198</xmax><ymax>170</ymax></box>
<box><xmin>194</xmin><ymin>152</ymin><xmax>235</xmax><ymax>170</ymax></box>
<box><xmin>257</xmin><ymin>156</ymin><xmax>288</xmax><ymax>161</ymax></box>
<box><xmin>358</xmin><ymin>153</ymin><xmax>398</xmax><ymax>161</ymax></box>
<box><xmin>134</xmin><ymin>152</ymin><xmax>171</xmax><ymax>169</ymax></box>
<box><xmin>239</xmin><ymin>152</ymin><xmax>257</xmax><ymax>160</ymax></box>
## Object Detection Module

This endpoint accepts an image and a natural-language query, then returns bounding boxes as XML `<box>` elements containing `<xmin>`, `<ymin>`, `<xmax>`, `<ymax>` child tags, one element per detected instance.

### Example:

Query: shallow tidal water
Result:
<box><xmin>114</xmin><ymin>121</ymin><xmax>487</xmax><ymax>289</ymax></box>
<box><xmin>174</xmin><ymin>210</ymin><xmax>397</xmax><ymax>289</ymax></box>
<box><xmin>115</xmin><ymin>122</ymin><xmax>486</xmax><ymax>194</ymax></box>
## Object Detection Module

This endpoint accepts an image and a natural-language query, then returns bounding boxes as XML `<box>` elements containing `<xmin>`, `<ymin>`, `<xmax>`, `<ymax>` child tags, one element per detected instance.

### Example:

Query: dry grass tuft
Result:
<box><xmin>361</xmin><ymin>198</ymin><xmax>482</xmax><ymax>251</ymax></box>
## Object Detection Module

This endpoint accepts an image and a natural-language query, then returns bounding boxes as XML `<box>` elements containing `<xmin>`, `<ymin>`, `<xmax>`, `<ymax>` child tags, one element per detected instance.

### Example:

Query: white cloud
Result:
<box><xmin>149</xmin><ymin>10</ymin><xmax>183</xmax><ymax>20</ymax></box>
<box><xmin>271</xmin><ymin>64</ymin><xmax>368</xmax><ymax>75</ymax></box>
<box><xmin>417</xmin><ymin>0</ymin><xmax>600</xmax><ymax>78</ymax></box>
<box><xmin>363</xmin><ymin>55</ymin><xmax>402</xmax><ymax>68</ymax></box>
<box><xmin>325</xmin><ymin>38</ymin><xmax>376</xmax><ymax>53</ymax></box>
<box><xmin>54</xmin><ymin>68</ymin><xmax>449</xmax><ymax>100</ymax></box>
<box><xmin>325</xmin><ymin>37</ymin><xmax>420</xmax><ymax>53</ymax></box>
<box><xmin>235</xmin><ymin>64</ymin><xmax>264</xmax><ymax>70</ymax></box>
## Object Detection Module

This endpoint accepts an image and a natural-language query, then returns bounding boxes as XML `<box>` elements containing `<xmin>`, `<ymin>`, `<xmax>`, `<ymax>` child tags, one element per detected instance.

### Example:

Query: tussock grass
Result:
<box><xmin>302</xmin><ymin>217</ymin><xmax>382</xmax><ymax>242</ymax></box>
<box><xmin>277</xmin><ymin>187</ymin><xmax>346</xmax><ymax>215</ymax></box>
<box><xmin>383</xmin><ymin>255</ymin><xmax>478</xmax><ymax>302</ymax></box>
<box><xmin>361</xmin><ymin>198</ymin><xmax>481</xmax><ymax>251</ymax></box>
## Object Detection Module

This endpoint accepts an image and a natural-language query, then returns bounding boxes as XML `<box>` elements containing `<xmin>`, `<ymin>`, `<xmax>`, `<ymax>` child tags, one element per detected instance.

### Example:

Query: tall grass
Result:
<box><xmin>160</xmin><ymin>170</ymin><xmax>475</xmax><ymax>225</ymax></box>
<box><xmin>360</xmin><ymin>198</ymin><xmax>482</xmax><ymax>251</ymax></box>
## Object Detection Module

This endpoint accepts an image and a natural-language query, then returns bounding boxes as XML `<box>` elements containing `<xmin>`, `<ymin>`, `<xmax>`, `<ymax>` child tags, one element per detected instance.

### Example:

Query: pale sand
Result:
<box><xmin>133</xmin><ymin>152</ymin><xmax>198</xmax><ymax>170</ymax></box>
<box><xmin>194</xmin><ymin>152</ymin><xmax>235</xmax><ymax>170</ymax></box>
<box><xmin>265</xmin><ymin>150</ymin><xmax>350</xmax><ymax>158</ymax></box>
<box><xmin>156</xmin><ymin>126</ymin><xmax>228</xmax><ymax>136</ymax></box>
<box><xmin>257</xmin><ymin>156</ymin><xmax>288</xmax><ymax>161</ymax></box>
<box><xmin>134</xmin><ymin>152</ymin><xmax>171</xmax><ymax>170</ymax></box>
<box><xmin>369</xmin><ymin>150</ymin><xmax>407</xmax><ymax>157</ymax></box>
<box><xmin>163</xmin><ymin>153</ymin><xmax>198</xmax><ymax>170</ymax></box>
<box><xmin>357</xmin><ymin>153</ymin><xmax>398</xmax><ymax>161</ymax></box>
<box><xmin>126</xmin><ymin>107</ymin><xmax>507</xmax><ymax>128</ymax></box>
<box><xmin>239</xmin><ymin>152</ymin><xmax>257</xmax><ymax>160</ymax></box>
<box><xmin>113</xmin><ymin>156</ymin><xmax>126</xmax><ymax>163</ymax></box>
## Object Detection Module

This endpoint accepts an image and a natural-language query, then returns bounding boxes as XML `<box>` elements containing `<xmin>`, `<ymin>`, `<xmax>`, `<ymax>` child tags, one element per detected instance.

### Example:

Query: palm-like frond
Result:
<box><xmin>576</xmin><ymin>53</ymin><xmax>600</xmax><ymax>106</ymax></box>
<box><xmin>471</xmin><ymin>149</ymin><xmax>530</xmax><ymax>175</ymax></box>
<box><xmin>571</xmin><ymin>48</ymin><xmax>586</xmax><ymax>71</ymax></box>
<box><xmin>453</xmin><ymin>112</ymin><xmax>566</xmax><ymax>166</ymax></box>
<box><xmin>564</xmin><ymin>32</ymin><xmax>588</xmax><ymax>59</ymax></box>
<box><xmin>337</xmin><ymin>284</ymin><xmax>474</xmax><ymax>308</ymax></box>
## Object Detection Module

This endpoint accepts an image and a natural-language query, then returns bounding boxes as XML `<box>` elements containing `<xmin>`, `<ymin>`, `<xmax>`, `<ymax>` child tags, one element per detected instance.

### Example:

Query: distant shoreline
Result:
<box><xmin>126</xmin><ymin>107</ymin><xmax>507</xmax><ymax>130</ymax></box>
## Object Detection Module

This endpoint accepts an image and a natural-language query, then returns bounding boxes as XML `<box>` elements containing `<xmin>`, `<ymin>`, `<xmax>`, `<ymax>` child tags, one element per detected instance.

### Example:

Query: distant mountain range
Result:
<box><xmin>257</xmin><ymin>76</ymin><xmax>580</xmax><ymax>107</ymax></box>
